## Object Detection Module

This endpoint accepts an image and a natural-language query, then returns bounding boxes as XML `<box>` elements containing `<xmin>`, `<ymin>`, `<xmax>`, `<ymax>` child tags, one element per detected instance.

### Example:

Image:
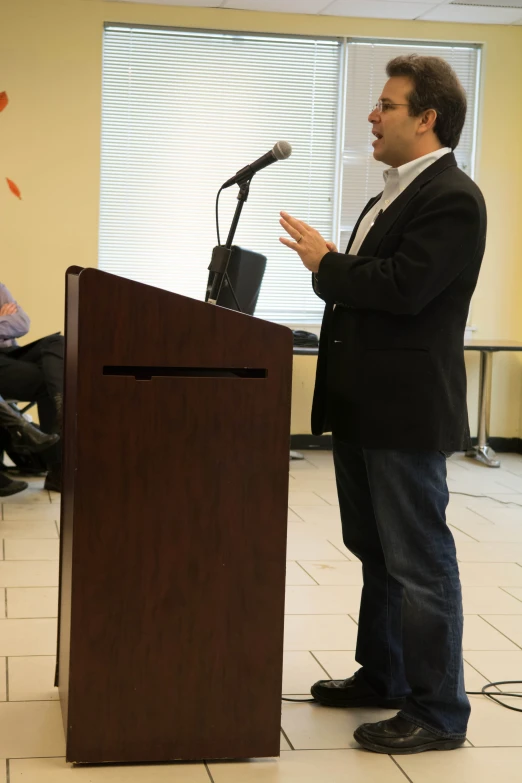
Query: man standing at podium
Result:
<box><xmin>280</xmin><ymin>55</ymin><xmax>486</xmax><ymax>754</ymax></box>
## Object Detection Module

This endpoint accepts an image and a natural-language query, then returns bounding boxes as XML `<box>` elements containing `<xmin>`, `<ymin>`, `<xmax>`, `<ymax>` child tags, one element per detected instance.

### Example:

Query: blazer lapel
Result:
<box><xmin>345</xmin><ymin>194</ymin><xmax>382</xmax><ymax>253</ymax></box>
<box><xmin>355</xmin><ymin>152</ymin><xmax>457</xmax><ymax>258</ymax></box>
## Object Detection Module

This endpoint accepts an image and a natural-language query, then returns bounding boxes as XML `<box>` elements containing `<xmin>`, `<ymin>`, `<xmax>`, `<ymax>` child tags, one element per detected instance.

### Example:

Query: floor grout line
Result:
<box><xmin>0</xmin><ymin>654</ymin><xmax>57</xmax><ymax>659</ymax></box>
<box><xmin>4</xmin><ymin>700</ymin><xmax>60</xmax><ymax>708</ymax></box>
<box><xmin>499</xmin><ymin>586</ymin><xmax>522</xmax><ymax>605</ymax></box>
<box><xmin>390</xmin><ymin>755</ymin><xmax>414</xmax><ymax>782</ymax></box>
<box><xmin>5</xmin><ymin>657</ymin><xmax>8</xmax><ymax>702</ymax></box>
<box><xmin>448</xmin><ymin>524</ymin><xmax>480</xmax><ymax>543</ymax></box>
<box><xmin>4</xmin><ymin>616</ymin><xmax>57</xmax><ymax>620</ymax></box>
<box><xmin>326</xmin><ymin>541</ymin><xmax>351</xmax><ymax>559</ymax></box>
<box><xmin>295</xmin><ymin>562</ymin><xmax>320</xmax><ymax>586</ymax></box>
<box><xmin>309</xmin><ymin>650</ymin><xmax>332</xmax><ymax>679</ymax></box>
<box><xmin>478</xmin><ymin>614</ymin><xmax>522</xmax><ymax>651</ymax></box>
<box><xmin>280</xmin><ymin>726</ymin><xmax>295</xmax><ymax>751</ymax></box>
<box><xmin>5</xmin><ymin>758</ymin><xmax>9</xmax><ymax>783</ymax></box>
<box><xmin>204</xmin><ymin>762</ymin><xmax>215</xmax><ymax>782</ymax></box>
<box><xmin>463</xmin><ymin>657</ymin><xmax>502</xmax><ymax>691</ymax></box>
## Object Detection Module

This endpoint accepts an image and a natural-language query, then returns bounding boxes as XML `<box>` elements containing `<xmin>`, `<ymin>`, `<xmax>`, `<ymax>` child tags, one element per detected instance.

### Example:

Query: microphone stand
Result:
<box><xmin>207</xmin><ymin>178</ymin><xmax>251</xmax><ymax>309</ymax></box>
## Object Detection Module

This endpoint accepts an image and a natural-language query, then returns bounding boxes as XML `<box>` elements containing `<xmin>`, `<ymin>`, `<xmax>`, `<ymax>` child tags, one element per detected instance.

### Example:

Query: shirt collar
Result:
<box><xmin>383</xmin><ymin>147</ymin><xmax>452</xmax><ymax>191</ymax></box>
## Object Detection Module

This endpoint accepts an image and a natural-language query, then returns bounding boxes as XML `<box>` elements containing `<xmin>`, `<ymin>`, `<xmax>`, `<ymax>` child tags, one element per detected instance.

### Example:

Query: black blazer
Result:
<box><xmin>312</xmin><ymin>152</ymin><xmax>487</xmax><ymax>450</ymax></box>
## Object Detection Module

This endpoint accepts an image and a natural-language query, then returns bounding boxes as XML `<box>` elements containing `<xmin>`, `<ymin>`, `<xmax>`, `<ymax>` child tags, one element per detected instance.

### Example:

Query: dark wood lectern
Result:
<box><xmin>56</xmin><ymin>268</ymin><xmax>293</xmax><ymax>764</ymax></box>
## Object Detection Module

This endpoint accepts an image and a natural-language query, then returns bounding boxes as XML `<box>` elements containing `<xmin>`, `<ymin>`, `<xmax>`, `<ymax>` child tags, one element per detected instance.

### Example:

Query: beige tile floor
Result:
<box><xmin>0</xmin><ymin>452</ymin><xmax>521</xmax><ymax>780</ymax></box>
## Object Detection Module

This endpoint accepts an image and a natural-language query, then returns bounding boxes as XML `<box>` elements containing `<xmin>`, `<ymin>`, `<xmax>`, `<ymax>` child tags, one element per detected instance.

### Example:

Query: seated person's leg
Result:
<box><xmin>3</xmin><ymin>335</ymin><xmax>64</xmax><ymax>431</ymax></box>
<box><xmin>0</xmin><ymin>358</ymin><xmax>61</xmax><ymax>487</ymax></box>
<box><xmin>0</xmin><ymin>355</ymin><xmax>56</xmax><ymax>433</ymax></box>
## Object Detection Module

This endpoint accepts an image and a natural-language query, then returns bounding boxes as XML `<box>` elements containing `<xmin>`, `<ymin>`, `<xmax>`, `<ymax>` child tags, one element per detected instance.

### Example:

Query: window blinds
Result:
<box><xmin>99</xmin><ymin>25</ymin><xmax>341</xmax><ymax>322</ymax></box>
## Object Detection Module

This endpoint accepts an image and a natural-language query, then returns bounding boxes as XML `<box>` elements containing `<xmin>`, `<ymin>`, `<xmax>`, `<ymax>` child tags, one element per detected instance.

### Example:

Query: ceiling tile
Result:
<box><xmin>223</xmin><ymin>0</ymin><xmax>331</xmax><ymax>12</ymax></box>
<box><xmin>105</xmin><ymin>0</ymin><xmax>224</xmax><ymax>6</ymax></box>
<box><xmin>418</xmin><ymin>4</ymin><xmax>522</xmax><ymax>24</ymax></box>
<box><xmin>322</xmin><ymin>0</ymin><xmax>438</xmax><ymax>19</ymax></box>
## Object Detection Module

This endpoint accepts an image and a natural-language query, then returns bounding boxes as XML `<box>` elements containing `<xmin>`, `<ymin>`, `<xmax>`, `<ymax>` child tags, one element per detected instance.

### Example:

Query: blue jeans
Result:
<box><xmin>332</xmin><ymin>437</ymin><xmax>470</xmax><ymax>737</ymax></box>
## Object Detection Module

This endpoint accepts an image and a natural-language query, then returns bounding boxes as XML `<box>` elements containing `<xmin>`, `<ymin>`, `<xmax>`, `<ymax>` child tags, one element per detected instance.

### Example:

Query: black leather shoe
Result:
<box><xmin>311</xmin><ymin>672</ymin><xmax>407</xmax><ymax>709</ymax></box>
<box><xmin>0</xmin><ymin>402</ymin><xmax>59</xmax><ymax>454</ymax></box>
<box><xmin>0</xmin><ymin>477</ymin><xmax>28</xmax><ymax>497</ymax></box>
<box><xmin>354</xmin><ymin>714</ymin><xmax>466</xmax><ymax>754</ymax></box>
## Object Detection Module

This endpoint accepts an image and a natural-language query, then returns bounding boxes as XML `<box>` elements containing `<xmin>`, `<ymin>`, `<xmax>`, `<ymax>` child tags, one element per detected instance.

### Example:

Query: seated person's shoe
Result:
<box><xmin>311</xmin><ymin>670</ymin><xmax>407</xmax><ymax>708</ymax></box>
<box><xmin>0</xmin><ymin>401</ymin><xmax>59</xmax><ymax>454</ymax></box>
<box><xmin>0</xmin><ymin>475</ymin><xmax>28</xmax><ymax>497</ymax></box>
<box><xmin>353</xmin><ymin>714</ymin><xmax>466</xmax><ymax>754</ymax></box>
<box><xmin>44</xmin><ymin>464</ymin><xmax>61</xmax><ymax>493</ymax></box>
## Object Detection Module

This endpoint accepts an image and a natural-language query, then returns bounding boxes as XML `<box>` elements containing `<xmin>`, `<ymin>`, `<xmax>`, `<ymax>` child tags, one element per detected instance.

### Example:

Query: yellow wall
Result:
<box><xmin>2</xmin><ymin>0</ymin><xmax>522</xmax><ymax>438</ymax></box>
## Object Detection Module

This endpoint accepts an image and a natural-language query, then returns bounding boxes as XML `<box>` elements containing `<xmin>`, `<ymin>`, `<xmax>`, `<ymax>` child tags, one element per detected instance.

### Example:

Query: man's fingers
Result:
<box><xmin>281</xmin><ymin>211</ymin><xmax>315</xmax><ymax>233</ymax></box>
<box><xmin>279</xmin><ymin>236</ymin><xmax>301</xmax><ymax>251</ymax></box>
<box><xmin>280</xmin><ymin>211</ymin><xmax>306</xmax><ymax>233</ymax></box>
<box><xmin>279</xmin><ymin>217</ymin><xmax>303</xmax><ymax>242</ymax></box>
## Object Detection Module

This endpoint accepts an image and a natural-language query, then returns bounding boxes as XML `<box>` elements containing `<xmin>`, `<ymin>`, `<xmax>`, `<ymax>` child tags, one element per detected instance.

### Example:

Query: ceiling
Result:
<box><xmin>103</xmin><ymin>0</ymin><xmax>522</xmax><ymax>26</ymax></box>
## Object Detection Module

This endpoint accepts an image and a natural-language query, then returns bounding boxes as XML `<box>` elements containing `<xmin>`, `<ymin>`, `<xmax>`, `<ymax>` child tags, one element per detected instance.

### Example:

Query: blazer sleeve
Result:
<box><xmin>315</xmin><ymin>189</ymin><xmax>485</xmax><ymax>316</ymax></box>
<box><xmin>311</xmin><ymin>273</ymin><xmax>327</xmax><ymax>302</ymax></box>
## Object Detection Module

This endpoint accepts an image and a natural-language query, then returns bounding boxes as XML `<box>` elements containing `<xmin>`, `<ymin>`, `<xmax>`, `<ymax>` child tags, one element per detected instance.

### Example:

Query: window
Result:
<box><xmin>100</xmin><ymin>25</ymin><xmax>340</xmax><ymax>323</ymax></box>
<box><xmin>100</xmin><ymin>28</ymin><xmax>481</xmax><ymax>324</ymax></box>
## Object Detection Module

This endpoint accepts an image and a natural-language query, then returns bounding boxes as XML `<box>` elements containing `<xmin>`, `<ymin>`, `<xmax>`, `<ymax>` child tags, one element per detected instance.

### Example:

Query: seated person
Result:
<box><xmin>0</xmin><ymin>283</ymin><xmax>63</xmax><ymax>491</ymax></box>
<box><xmin>0</xmin><ymin>394</ymin><xmax>58</xmax><ymax>498</ymax></box>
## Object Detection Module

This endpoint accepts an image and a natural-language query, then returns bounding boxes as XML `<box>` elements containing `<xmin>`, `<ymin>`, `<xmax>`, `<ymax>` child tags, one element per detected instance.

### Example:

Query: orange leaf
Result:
<box><xmin>0</xmin><ymin>92</ymin><xmax>8</xmax><ymax>112</ymax></box>
<box><xmin>6</xmin><ymin>178</ymin><xmax>22</xmax><ymax>200</ymax></box>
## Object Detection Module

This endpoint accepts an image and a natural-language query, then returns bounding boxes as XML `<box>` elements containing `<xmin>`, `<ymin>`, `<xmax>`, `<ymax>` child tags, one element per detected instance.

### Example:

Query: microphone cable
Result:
<box><xmin>282</xmin><ymin>680</ymin><xmax>522</xmax><ymax>711</ymax></box>
<box><xmin>215</xmin><ymin>185</ymin><xmax>224</xmax><ymax>246</ymax></box>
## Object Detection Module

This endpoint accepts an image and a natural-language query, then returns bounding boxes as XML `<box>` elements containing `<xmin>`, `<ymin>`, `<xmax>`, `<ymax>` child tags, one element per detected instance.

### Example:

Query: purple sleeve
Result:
<box><xmin>0</xmin><ymin>284</ymin><xmax>30</xmax><ymax>341</ymax></box>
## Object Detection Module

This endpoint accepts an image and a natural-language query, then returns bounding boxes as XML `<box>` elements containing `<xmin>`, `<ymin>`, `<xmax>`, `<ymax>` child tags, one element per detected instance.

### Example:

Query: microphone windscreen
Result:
<box><xmin>273</xmin><ymin>140</ymin><xmax>292</xmax><ymax>160</ymax></box>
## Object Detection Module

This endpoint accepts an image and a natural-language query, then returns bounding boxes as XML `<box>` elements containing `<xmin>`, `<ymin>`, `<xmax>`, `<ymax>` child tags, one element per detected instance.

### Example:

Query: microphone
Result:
<box><xmin>221</xmin><ymin>141</ymin><xmax>292</xmax><ymax>189</ymax></box>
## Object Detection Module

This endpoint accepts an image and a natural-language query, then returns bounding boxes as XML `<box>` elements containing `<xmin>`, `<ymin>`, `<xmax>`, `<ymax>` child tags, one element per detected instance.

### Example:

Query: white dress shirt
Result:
<box><xmin>348</xmin><ymin>147</ymin><xmax>452</xmax><ymax>256</ymax></box>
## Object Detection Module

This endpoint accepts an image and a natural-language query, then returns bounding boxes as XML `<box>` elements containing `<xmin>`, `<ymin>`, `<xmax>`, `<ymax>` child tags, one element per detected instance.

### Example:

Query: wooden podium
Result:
<box><xmin>56</xmin><ymin>268</ymin><xmax>293</xmax><ymax>764</ymax></box>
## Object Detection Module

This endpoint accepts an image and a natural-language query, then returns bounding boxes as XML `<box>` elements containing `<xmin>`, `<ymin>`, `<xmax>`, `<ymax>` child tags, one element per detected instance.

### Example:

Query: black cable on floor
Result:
<box><xmin>450</xmin><ymin>491</ymin><xmax>522</xmax><ymax>508</ymax></box>
<box><xmin>282</xmin><ymin>681</ymin><xmax>522</xmax><ymax>711</ymax></box>
<box><xmin>467</xmin><ymin>681</ymin><xmax>522</xmax><ymax>712</ymax></box>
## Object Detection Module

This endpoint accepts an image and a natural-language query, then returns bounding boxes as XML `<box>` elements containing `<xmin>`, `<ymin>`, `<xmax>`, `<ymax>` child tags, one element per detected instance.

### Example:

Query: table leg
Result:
<box><xmin>466</xmin><ymin>350</ymin><xmax>500</xmax><ymax>467</ymax></box>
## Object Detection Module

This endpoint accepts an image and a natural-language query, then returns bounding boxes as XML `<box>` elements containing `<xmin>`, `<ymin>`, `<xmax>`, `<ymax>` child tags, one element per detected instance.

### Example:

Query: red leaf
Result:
<box><xmin>0</xmin><ymin>92</ymin><xmax>8</xmax><ymax>113</ymax></box>
<box><xmin>6</xmin><ymin>178</ymin><xmax>22</xmax><ymax>200</ymax></box>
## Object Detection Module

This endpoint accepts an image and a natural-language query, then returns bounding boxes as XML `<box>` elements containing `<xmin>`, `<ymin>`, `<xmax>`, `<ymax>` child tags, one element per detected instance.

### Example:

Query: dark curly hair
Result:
<box><xmin>386</xmin><ymin>54</ymin><xmax>467</xmax><ymax>150</ymax></box>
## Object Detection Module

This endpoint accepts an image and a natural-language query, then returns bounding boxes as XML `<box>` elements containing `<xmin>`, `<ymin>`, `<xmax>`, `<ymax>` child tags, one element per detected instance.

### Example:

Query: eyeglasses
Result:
<box><xmin>373</xmin><ymin>100</ymin><xmax>410</xmax><ymax>113</ymax></box>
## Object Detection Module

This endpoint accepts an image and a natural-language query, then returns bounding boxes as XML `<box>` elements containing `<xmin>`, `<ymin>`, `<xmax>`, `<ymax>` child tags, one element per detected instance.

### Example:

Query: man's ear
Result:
<box><xmin>418</xmin><ymin>108</ymin><xmax>438</xmax><ymax>135</ymax></box>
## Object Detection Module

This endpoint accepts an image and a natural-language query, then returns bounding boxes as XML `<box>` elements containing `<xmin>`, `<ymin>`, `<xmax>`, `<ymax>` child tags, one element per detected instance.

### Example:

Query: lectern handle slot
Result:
<box><xmin>103</xmin><ymin>366</ymin><xmax>267</xmax><ymax>381</ymax></box>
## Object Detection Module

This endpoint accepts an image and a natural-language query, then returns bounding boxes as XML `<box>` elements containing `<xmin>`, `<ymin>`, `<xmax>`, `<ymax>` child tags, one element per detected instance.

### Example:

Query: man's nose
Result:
<box><xmin>368</xmin><ymin>107</ymin><xmax>380</xmax><ymax>123</ymax></box>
